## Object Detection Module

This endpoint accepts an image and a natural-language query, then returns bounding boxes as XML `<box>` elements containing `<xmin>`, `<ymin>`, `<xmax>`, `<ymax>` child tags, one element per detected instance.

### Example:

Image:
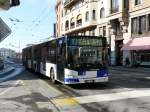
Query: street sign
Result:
<box><xmin>0</xmin><ymin>17</ymin><xmax>11</xmax><ymax>42</ymax></box>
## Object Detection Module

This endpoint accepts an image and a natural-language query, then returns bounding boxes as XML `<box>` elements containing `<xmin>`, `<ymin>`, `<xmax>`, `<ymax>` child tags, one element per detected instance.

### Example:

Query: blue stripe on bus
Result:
<box><xmin>97</xmin><ymin>69</ymin><xmax>108</xmax><ymax>77</ymax></box>
<box><xmin>64</xmin><ymin>78</ymin><xmax>79</xmax><ymax>83</ymax></box>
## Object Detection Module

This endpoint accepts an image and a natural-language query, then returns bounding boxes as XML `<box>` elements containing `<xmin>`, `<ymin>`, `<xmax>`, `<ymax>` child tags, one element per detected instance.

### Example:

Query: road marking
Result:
<box><xmin>36</xmin><ymin>102</ymin><xmax>51</xmax><ymax>108</ymax></box>
<box><xmin>52</xmin><ymin>97</ymin><xmax>79</xmax><ymax>107</ymax></box>
<box><xmin>144</xmin><ymin>77</ymin><xmax>150</xmax><ymax>80</ymax></box>
<box><xmin>20</xmin><ymin>80</ymin><xmax>26</xmax><ymax>86</ymax></box>
<box><xmin>0</xmin><ymin>80</ymin><xmax>21</xmax><ymax>96</ymax></box>
<box><xmin>52</xmin><ymin>89</ymin><xmax>150</xmax><ymax>106</ymax></box>
<box><xmin>39</xmin><ymin>80</ymin><xmax>64</xmax><ymax>95</ymax></box>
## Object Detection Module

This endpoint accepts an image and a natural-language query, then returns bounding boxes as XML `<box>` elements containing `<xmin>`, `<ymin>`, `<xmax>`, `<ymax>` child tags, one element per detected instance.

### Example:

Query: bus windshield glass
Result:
<box><xmin>67</xmin><ymin>46</ymin><xmax>106</xmax><ymax>70</ymax></box>
<box><xmin>67</xmin><ymin>37</ymin><xmax>107</xmax><ymax>70</ymax></box>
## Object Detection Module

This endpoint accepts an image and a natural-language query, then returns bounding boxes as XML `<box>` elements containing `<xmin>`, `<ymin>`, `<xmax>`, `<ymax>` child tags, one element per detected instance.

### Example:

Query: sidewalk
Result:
<box><xmin>110</xmin><ymin>66</ymin><xmax>150</xmax><ymax>74</ymax></box>
<box><xmin>0</xmin><ymin>65</ymin><xmax>15</xmax><ymax>78</ymax></box>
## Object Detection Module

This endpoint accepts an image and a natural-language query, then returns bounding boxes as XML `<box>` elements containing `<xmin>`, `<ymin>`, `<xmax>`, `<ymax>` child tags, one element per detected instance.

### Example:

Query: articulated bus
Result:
<box><xmin>22</xmin><ymin>36</ymin><xmax>109</xmax><ymax>84</ymax></box>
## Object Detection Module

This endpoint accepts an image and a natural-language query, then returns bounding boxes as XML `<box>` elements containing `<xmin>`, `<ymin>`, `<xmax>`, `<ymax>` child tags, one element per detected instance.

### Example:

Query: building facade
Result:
<box><xmin>55</xmin><ymin>0</ymin><xmax>150</xmax><ymax>66</ymax></box>
<box><xmin>55</xmin><ymin>0</ymin><xmax>62</xmax><ymax>37</ymax></box>
<box><xmin>126</xmin><ymin>0</ymin><xmax>150</xmax><ymax>66</ymax></box>
<box><xmin>0</xmin><ymin>48</ymin><xmax>17</xmax><ymax>58</ymax></box>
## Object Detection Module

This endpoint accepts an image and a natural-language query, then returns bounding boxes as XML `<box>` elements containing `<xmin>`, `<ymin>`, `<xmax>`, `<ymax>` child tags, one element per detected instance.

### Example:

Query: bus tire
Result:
<box><xmin>50</xmin><ymin>68</ymin><xmax>55</xmax><ymax>83</ymax></box>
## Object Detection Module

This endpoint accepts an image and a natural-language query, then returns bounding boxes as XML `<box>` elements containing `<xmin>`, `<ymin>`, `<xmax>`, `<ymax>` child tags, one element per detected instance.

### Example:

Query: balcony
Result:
<box><xmin>64</xmin><ymin>0</ymin><xmax>78</xmax><ymax>8</ymax></box>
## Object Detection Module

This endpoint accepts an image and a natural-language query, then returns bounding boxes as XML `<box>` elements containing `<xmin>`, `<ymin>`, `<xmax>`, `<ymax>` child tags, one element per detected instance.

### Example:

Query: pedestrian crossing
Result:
<box><xmin>52</xmin><ymin>88</ymin><xmax>150</xmax><ymax>107</ymax></box>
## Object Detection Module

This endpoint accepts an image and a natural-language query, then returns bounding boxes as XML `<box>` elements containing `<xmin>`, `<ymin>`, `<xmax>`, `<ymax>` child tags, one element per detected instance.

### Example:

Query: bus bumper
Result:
<box><xmin>64</xmin><ymin>77</ymin><xmax>109</xmax><ymax>84</ymax></box>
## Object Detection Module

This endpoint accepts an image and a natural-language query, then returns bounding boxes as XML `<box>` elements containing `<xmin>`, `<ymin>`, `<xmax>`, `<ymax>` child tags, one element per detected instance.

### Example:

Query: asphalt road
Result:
<box><xmin>1</xmin><ymin>64</ymin><xmax>150</xmax><ymax>112</ymax></box>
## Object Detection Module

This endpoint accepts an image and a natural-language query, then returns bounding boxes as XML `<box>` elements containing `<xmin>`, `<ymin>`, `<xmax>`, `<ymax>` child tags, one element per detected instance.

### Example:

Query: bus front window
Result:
<box><xmin>67</xmin><ymin>46</ymin><xmax>105</xmax><ymax>70</ymax></box>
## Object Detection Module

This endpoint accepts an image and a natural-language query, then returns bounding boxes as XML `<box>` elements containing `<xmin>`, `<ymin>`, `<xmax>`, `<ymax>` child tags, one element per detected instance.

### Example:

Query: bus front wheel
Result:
<box><xmin>50</xmin><ymin>68</ymin><xmax>55</xmax><ymax>83</ymax></box>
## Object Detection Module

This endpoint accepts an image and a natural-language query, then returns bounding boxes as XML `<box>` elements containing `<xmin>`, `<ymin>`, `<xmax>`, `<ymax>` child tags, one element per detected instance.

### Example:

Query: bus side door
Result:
<box><xmin>57</xmin><ymin>39</ymin><xmax>66</xmax><ymax>82</ymax></box>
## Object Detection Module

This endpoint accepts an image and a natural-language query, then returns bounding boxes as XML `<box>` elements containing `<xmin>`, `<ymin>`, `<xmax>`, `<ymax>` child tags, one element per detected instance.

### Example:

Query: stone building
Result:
<box><xmin>55</xmin><ymin>0</ymin><xmax>150</xmax><ymax>66</ymax></box>
<box><xmin>122</xmin><ymin>0</ymin><xmax>150</xmax><ymax>66</ymax></box>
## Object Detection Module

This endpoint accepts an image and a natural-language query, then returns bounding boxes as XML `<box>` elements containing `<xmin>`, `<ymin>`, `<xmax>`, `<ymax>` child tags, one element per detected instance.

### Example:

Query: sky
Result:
<box><xmin>0</xmin><ymin>0</ymin><xmax>55</xmax><ymax>52</ymax></box>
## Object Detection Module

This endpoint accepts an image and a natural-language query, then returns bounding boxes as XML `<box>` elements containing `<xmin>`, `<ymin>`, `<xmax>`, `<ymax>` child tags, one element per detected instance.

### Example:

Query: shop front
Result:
<box><xmin>122</xmin><ymin>37</ymin><xmax>150</xmax><ymax>67</ymax></box>
<box><xmin>131</xmin><ymin>50</ymin><xmax>150</xmax><ymax>67</ymax></box>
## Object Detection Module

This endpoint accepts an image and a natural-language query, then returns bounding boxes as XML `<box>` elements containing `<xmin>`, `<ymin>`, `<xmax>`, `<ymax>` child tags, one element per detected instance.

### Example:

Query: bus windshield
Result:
<box><xmin>67</xmin><ymin>46</ymin><xmax>106</xmax><ymax>70</ymax></box>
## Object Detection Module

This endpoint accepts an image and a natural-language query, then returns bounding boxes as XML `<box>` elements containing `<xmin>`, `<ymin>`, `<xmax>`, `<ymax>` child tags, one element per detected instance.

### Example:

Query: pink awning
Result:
<box><xmin>121</xmin><ymin>37</ymin><xmax>150</xmax><ymax>51</ymax></box>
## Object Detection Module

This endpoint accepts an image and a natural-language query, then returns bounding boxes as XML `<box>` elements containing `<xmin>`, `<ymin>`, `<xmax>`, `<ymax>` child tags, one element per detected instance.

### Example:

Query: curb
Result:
<box><xmin>110</xmin><ymin>67</ymin><xmax>150</xmax><ymax>74</ymax></box>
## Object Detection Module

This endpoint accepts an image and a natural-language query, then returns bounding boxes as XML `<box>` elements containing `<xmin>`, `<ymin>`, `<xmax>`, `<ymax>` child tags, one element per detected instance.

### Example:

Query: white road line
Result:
<box><xmin>74</xmin><ymin>89</ymin><xmax>150</xmax><ymax>104</ymax></box>
<box><xmin>0</xmin><ymin>80</ymin><xmax>21</xmax><ymax>96</ymax></box>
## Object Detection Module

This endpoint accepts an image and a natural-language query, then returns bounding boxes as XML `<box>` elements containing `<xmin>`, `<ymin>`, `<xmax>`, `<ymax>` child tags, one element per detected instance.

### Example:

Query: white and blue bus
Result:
<box><xmin>22</xmin><ymin>36</ymin><xmax>109</xmax><ymax>84</ymax></box>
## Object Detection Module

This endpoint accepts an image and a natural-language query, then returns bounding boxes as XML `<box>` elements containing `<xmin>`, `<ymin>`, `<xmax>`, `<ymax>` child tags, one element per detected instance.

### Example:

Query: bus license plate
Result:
<box><xmin>85</xmin><ymin>80</ymin><xmax>94</xmax><ymax>83</ymax></box>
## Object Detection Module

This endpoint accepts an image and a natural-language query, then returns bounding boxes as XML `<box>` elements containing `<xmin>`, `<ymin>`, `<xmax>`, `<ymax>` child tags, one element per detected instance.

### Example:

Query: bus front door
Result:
<box><xmin>57</xmin><ymin>46</ymin><xmax>65</xmax><ymax>82</ymax></box>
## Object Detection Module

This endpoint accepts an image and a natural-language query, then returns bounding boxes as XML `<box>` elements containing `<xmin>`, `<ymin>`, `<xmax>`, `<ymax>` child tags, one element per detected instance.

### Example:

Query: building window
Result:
<box><xmin>140</xmin><ymin>16</ymin><xmax>146</xmax><ymax>34</ymax></box>
<box><xmin>85</xmin><ymin>11</ymin><xmax>89</xmax><ymax>21</ymax></box>
<box><xmin>76</xmin><ymin>14</ymin><xmax>82</xmax><ymax>27</ymax></box>
<box><xmin>61</xmin><ymin>23</ymin><xmax>63</xmax><ymax>31</ymax></box>
<box><xmin>111</xmin><ymin>0</ymin><xmax>119</xmax><ymax>13</ymax></box>
<box><xmin>99</xmin><ymin>26</ymin><xmax>106</xmax><ymax>36</ymax></box>
<box><xmin>124</xmin><ymin>0</ymin><xmax>129</xmax><ymax>9</ymax></box>
<box><xmin>92</xmin><ymin>10</ymin><xmax>96</xmax><ymax>20</ymax></box>
<box><xmin>62</xmin><ymin>10</ymin><xmax>63</xmax><ymax>17</ymax></box>
<box><xmin>100</xmin><ymin>8</ymin><xmax>105</xmax><ymax>18</ymax></box>
<box><xmin>148</xmin><ymin>14</ymin><xmax>150</xmax><ymax>31</ymax></box>
<box><xmin>132</xmin><ymin>16</ymin><xmax>146</xmax><ymax>34</ymax></box>
<box><xmin>103</xmin><ymin>26</ymin><xmax>106</xmax><ymax>36</ymax></box>
<box><xmin>132</xmin><ymin>17</ymin><xmax>138</xmax><ymax>34</ymax></box>
<box><xmin>70</xmin><ymin>17</ymin><xmax>75</xmax><ymax>29</ymax></box>
<box><xmin>135</xmin><ymin>0</ymin><xmax>141</xmax><ymax>5</ymax></box>
<box><xmin>65</xmin><ymin>20</ymin><xmax>69</xmax><ymax>31</ymax></box>
<box><xmin>99</xmin><ymin>27</ymin><xmax>103</xmax><ymax>36</ymax></box>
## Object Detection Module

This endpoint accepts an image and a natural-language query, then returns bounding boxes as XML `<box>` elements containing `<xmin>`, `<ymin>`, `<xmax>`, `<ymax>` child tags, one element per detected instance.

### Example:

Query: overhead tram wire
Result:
<box><xmin>30</xmin><ymin>7</ymin><xmax>52</xmax><ymax>31</ymax></box>
<box><xmin>30</xmin><ymin>6</ymin><xmax>53</xmax><ymax>32</ymax></box>
<box><xmin>28</xmin><ymin>5</ymin><xmax>50</xmax><ymax>32</ymax></box>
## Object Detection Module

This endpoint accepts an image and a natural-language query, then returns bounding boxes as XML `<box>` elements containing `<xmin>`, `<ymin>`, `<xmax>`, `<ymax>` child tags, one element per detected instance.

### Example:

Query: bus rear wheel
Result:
<box><xmin>50</xmin><ymin>68</ymin><xmax>55</xmax><ymax>83</ymax></box>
